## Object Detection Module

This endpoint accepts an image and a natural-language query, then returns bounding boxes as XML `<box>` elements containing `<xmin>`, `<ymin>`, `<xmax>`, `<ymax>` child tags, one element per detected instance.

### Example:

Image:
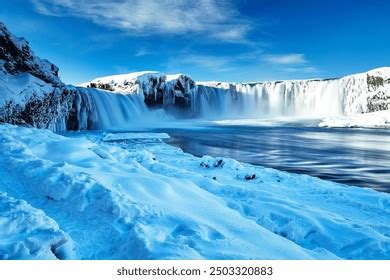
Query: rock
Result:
<box><xmin>0</xmin><ymin>22</ymin><xmax>60</xmax><ymax>85</ymax></box>
<box><xmin>0</xmin><ymin>22</ymin><xmax>77</xmax><ymax>131</ymax></box>
<box><xmin>245</xmin><ymin>174</ymin><xmax>256</xmax><ymax>180</ymax></box>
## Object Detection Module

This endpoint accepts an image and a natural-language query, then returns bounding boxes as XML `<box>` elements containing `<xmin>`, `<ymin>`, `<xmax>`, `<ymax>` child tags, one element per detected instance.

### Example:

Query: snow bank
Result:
<box><xmin>103</xmin><ymin>132</ymin><xmax>170</xmax><ymax>141</ymax></box>
<box><xmin>0</xmin><ymin>124</ymin><xmax>389</xmax><ymax>259</ymax></box>
<box><xmin>0</xmin><ymin>193</ymin><xmax>76</xmax><ymax>259</ymax></box>
<box><xmin>319</xmin><ymin>110</ymin><xmax>390</xmax><ymax>128</ymax></box>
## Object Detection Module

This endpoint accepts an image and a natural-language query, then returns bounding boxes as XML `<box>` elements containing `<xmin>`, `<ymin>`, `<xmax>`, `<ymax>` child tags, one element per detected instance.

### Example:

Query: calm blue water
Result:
<box><xmin>156</xmin><ymin>121</ymin><xmax>390</xmax><ymax>192</ymax></box>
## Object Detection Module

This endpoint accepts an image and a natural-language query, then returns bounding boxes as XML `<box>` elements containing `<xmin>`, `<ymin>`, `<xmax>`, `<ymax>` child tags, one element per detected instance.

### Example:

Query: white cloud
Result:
<box><xmin>167</xmin><ymin>49</ymin><xmax>265</xmax><ymax>72</ymax></box>
<box><xmin>171</xmin><ymin>54</ymin><xmax>236</xmax><ymax>72</ymax></box>
<box><xmin>31</xmin><ymin>0</ymin><xmax>251</xmax><ymax>42</ymax></box>
<box><xmin>282</xmin><ymin>66</ymin><xmax>319</xmax><ymax>73</ymax></box>
<box><xmin>134</xmin><ymin>48</ymin><xmax>152</xmax><ymax>57</ymax></box>
<box><xmin>263</xmin><ymin>53</ymin><xmax>307</xmax><ymax>65</ymax></box>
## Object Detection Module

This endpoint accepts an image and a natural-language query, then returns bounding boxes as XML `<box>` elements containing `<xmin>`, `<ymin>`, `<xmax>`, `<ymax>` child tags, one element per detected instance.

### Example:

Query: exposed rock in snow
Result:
<box><xmin>0</xmin><ymin>192</ymin><xmax>76</xmax><ymax>260</ymax></box>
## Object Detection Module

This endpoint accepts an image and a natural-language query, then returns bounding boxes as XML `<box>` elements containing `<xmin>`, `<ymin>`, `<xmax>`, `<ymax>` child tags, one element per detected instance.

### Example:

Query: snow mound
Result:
<box><xmin>0</xmin><ymin>193</ymin><xmax>76</xmax><ymax>260</ymax></box>
<box><xmin>319</xmin><ymin>110</ymin><xmax>390</xmax><ymax>128</ymax></box>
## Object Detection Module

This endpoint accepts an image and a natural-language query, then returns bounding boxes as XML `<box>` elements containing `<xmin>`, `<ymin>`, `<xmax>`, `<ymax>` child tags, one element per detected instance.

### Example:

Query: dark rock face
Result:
<box><xmin>367</xmin><ymin>74</ymin><xmax>384</xmax><ymax>91</ymax></box>
<box><xmin>143</xmin><ymin>75</ymin><xmax>196</xmax><ymax>116</ymax></box>
<box><xmin>366</xmin><ymin>74</ymin><xmax>390</xmax><ymax>113</ymax></box>
<box><xmin>87</xmin><ymin>82</ymin><xmax>115</xmax><ymax>91</ymax></box>
<box><xmin>0</xmin><ymin>86</ymin><xmax>76</xmax><ymax>130</ymax></box>
<box><xmin>367</xmin><ymin>91</ymin><xmax>390</xmax><ymax>112</ymax></box>
<box><xmin>0</xmin><ymin>22</ymin><xmax>76</xmax><ymax>130</ymax></box>
<box><xmin>0</xmin><ymin>22</ymin><xmax>60</xmax><ymax>85</ymax></box>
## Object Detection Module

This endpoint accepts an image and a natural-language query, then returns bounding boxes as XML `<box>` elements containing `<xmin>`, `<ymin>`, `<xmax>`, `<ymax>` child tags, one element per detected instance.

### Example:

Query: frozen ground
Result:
<box><xmin>0</xmin><ymin>124</ymin><xmax>389</xmax><ymax>260</ymax></box>
<box><xmin>319</xmin><ymin>110</ymin><xmax>390</xmax><ymax>128</ymax></box>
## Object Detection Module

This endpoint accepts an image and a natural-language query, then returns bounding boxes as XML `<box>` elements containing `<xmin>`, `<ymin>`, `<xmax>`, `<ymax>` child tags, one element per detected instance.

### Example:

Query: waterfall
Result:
<box><xmin>192</xmin><ymin>68</ymin><xmax>390</xmax><ymax>119</ymax></box>
<box><xmin>74</xmin><ymin>87</ymin><xmax>150</xmax><ymax>130</ymax></box>
<box><xmin>66</xmin><ymin>68</ymin><xmax>388</xmax><ymax>130</ymax></box>
<box><xmin>194</xmin><ymin>79</ymin><xmax>348</xmax><ymax>119</ymax></box>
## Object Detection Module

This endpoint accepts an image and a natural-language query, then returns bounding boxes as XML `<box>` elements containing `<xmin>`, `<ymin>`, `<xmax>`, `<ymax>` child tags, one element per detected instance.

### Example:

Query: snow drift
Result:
<box><xmin>0</xmin><ymin>193</ymin><xmax>76</xmax><ymax>259</ymax></box>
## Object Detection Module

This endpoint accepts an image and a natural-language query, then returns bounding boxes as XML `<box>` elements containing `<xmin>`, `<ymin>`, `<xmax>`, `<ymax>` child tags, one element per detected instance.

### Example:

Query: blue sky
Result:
<box><xmin>2</xmin><ymin>0</ymin><xmax>390</xmax><ymax>84</ymax></box>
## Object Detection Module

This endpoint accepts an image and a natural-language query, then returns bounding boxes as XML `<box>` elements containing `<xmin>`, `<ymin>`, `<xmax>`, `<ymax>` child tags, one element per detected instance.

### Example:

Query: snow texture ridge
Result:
<box><xmin>0</xmin><ymin>193</ymin><xmax>76</xmax><ymax>260</ymax></box>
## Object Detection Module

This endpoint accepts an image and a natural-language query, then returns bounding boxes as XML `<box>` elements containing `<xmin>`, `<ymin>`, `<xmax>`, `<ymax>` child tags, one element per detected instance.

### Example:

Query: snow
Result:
<box><xmin>0</xmin><ymin>123</ymin><xmax>389</xmax><ymax>260</ymax></box>
<box><xmin>0</xmin><ymin>70</ymin><xmax>54</xmax><ymax>108</ymax></box>
<box><xmin>103</xmin><ymin>132</ymin><xmax>170</xmax><ymax>141</ymax></box>
<box><xmin>319</xmin><ymin>110</ymin><xmax>390</xmax><ymax>128</ymax></box>
<box><xmin>0</xmin><ymin>193</ymin><xmax>76</xmax><ymax>260</ymax></box>
<box><xmin>80</xmin><ymin>71</ymin><xmax>163</xmax><ymax>89</ymax></box>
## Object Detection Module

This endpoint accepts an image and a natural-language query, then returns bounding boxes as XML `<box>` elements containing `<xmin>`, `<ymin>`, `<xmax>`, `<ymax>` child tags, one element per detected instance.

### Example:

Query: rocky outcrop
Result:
<box><xmin>0</xmin><ymin>22</ymin><xmax>77</xmax><ymax>131</ymax></box>
<box><xmin>82</xmin><ymin>72</ymin><xmax>196</xmax><ymax>114</ymax></box>
<box><xmin>366</xmin><ymin>73</ymin><xmax>390</xmax><ymax>112</ymax></box>
<box><xmin>0</xmin><ymin>22</ymin><xmax>60</xmax><ymax>85</ymax></box>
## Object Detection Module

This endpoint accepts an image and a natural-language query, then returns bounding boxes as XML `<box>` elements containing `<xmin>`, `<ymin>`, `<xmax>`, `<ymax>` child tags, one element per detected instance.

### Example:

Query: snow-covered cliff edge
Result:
<box><xmin>0</xmin><ymin>22</ymin><xmax>76</xmax><ymax>130</ymax></box>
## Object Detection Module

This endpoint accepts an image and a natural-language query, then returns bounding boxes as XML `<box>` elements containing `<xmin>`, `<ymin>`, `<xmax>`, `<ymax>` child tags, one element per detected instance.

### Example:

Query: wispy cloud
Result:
<box><xmin>282</xmin><ymin>66</ymin><xmax>319</xmax><ymax>73</ymax></box>
<box><xmin>262</xmin><ymin>53</ymin><xmax>319</xmax><ymax>74</ymax></box>
<box><xmin>167</xmin><ymin>49</ymin><xmax>265</xmax><ymax>73</ymax></box>
<box><xmin>134</xmin><ymin>48</ymin><xmax>152</xmax><ymax>57</ymax></box>
<box><xmin>169</xmin><ymin>54</ymin><xmax>236</xmax><ymax>72</ymax></box>
<box><xmin>263</xmin><ymin>53</ymin><xmax>307</xmax><ymax>65</ymax></box>
<box><xmin>31</xmin><ymin>0</ymin><xmax>252</xmax><ymax>43</ymax></box>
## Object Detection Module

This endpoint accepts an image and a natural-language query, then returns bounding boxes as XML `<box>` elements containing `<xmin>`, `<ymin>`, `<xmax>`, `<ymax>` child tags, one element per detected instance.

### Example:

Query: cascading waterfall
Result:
<box><xmin>194</xmin><ymin>79</ymin><xmax>347</xmax><ymax>119</ymax></box>
<box><xmin>74</xmin><ymin>87</ymin><xmax>150</xmax><ymax>130</ymax></box>
<box><xmin>64</xmin><ymin>68</ymin><xmax>388</xmax><ymax>130</ymax></box>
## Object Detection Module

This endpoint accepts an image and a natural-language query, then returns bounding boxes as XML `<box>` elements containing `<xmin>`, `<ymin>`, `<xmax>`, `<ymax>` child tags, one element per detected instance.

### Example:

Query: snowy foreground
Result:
<box><xmin>319</xmin><ymin>110</ymin><xmax>390</xmax><ymax>128</ymax></box>
<box><xmin>0</xmin><ymin>124</ymin><xmax>389</xmax><ymax>260</ymax></box>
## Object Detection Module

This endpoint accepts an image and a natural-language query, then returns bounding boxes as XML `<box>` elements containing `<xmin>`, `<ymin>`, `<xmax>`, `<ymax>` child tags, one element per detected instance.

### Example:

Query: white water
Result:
<box><xmin>75</xmin><ymin>87</ymin><xmax>149</xmax><ymax>130</ymax></box>
<box><xmin>193</xmin><ymin>79</ymin><xmax>362</xmax><ymax>119</ymax></box>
